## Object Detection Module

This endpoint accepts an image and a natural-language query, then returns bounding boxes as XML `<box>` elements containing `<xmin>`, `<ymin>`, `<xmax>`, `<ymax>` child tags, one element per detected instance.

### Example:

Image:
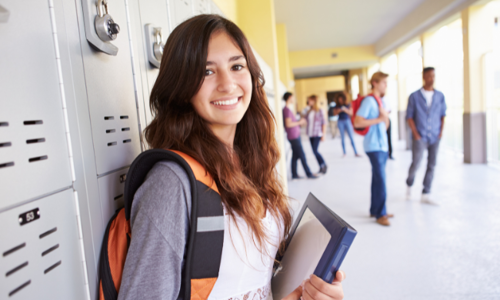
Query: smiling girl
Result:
<box><xmin>118</xmin><ymin>15</ymin><xmax>345</xmax><ymax>300</ymax></box>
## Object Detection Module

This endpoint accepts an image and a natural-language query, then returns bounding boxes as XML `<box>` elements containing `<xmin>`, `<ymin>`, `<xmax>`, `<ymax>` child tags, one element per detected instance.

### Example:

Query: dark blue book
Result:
<box><xmin>272</xmin><ymin>193</ymin><xmax>357</xmax><ymax>300</ymax></box>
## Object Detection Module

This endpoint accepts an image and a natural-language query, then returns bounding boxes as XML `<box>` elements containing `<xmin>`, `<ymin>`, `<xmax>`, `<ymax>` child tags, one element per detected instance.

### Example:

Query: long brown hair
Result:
<box><xmin>145</xmin><ymin>14</ymin><xmax>291</xmax><ymax>252</ymax></box>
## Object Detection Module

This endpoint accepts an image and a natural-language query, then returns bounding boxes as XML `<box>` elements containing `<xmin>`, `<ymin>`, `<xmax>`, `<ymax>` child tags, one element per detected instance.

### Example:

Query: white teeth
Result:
<box><xmin>213</xmin><ymin>98</ymin><xmax>239</xmax><ymax>106</ymax></box>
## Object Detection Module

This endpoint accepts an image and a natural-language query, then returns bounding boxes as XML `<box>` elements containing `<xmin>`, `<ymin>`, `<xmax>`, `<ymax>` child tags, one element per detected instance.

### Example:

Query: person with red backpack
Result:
<box><xmin>353</xmin><ymin>72</ymin><xmax>393</xmax><ymax>226</ymax></box>
<box><xmin>105</xmin><ymin>15</ymin><xmax>346</xmax><ymax>300</ymax></box>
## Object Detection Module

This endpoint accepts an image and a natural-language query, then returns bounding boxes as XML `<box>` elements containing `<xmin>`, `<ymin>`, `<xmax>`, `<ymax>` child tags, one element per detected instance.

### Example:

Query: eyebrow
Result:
<box><xmin>206</xmin><ymin>55</ymin><xmax>245</xmax><ymax>66</ymax></box>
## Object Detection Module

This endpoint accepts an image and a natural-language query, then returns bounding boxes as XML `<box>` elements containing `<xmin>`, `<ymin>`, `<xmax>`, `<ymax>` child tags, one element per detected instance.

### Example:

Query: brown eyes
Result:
<box><xmin>205</xmin><ymin>65</ymin><xmax>245</xmax><ymax>76</ymax></box>
<box><xmin>232</xmin><ymin>65</ymin><xmax>244</xmax><ymax>71</ymax></box>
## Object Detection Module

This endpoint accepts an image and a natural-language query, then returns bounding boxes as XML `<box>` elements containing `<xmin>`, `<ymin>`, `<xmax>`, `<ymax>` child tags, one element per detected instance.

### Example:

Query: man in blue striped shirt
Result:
<box><xmin>406</xmin><ymin>67</ymin><xmax>446</xmax><ymax>205</ymax></box>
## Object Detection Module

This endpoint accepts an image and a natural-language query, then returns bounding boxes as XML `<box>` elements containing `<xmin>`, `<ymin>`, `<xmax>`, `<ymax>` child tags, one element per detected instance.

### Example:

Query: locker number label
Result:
<box><xmin>19</xmin><ymin>208</ymin><xmax>40</xmax><ymax>226</ymax></box>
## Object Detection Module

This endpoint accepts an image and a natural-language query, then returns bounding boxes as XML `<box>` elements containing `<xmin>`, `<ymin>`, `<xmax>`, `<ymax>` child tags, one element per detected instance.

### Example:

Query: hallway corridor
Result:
<box><xmin>286</xmin><ymin>134</ymin><xmax>500</xmax><ymax>300</ymax></box>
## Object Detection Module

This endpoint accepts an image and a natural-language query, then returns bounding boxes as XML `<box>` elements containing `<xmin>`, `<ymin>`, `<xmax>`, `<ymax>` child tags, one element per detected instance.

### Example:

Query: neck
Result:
<box><xmin>210</xmin><ymin>124</ymin><xmax>237</xmax><ymax>148</ymax></box>
<box><xmin>423</xmin><ymin>85</ymin><xmax>433</xmax><ymax>91</ymax></box>
<box><xmin>372</xmin><ymin>90</ymin><xmax>382</xmax><ymax>98</ymax></box>
<box><xmin>286</xmin><ymin>102</ymin><xmax>294</xmax><ymax>109</ymax></box>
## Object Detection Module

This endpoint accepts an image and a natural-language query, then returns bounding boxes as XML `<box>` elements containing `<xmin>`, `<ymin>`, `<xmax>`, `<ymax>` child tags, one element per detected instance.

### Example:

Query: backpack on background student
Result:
<box><xmin>350</xmin><ymin>94</ymin><xmax>383</xmax><ymax>136</ymax></box>
<box><xmin>98</xmin><ymin>149</ymin><xmax>224</xmax><ymax>300</ymax></box>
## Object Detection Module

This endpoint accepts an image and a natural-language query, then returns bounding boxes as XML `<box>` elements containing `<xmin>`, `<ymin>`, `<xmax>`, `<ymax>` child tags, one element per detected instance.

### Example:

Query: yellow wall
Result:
<box><xmin>289</xmin><ymin>45</ymin><xmax>378</xmax><ymax>69</ymax></box>
<box><xmin>295</xmin><ymin>76</ymin><xmax>345</xmax><ymax>112</ymax></box>
<box><xmin>348</xmin><ymin>68</ymin><xmax>369</xmax><ymax>97</ymax></box>
<box><xmin>276</xmin><ymin>24</ymin><xmax>293</xmax><ymax>90</ymax></box>
<box><xmin>212</xmin><ymin>0</ymin><xmax>238</xmax><ymax>23</ymax></box>
<box><xmin>462</xmin><ymin>5</ymin><xmax>493</xmax><ymax>113</ymax></box>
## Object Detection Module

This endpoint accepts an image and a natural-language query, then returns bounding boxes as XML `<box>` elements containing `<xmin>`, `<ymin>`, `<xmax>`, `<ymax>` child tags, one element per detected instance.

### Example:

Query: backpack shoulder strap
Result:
<box><xmin>123</xmin><ymin>149</ymin><xmax>224</xmax><ymax>300</ymax></box>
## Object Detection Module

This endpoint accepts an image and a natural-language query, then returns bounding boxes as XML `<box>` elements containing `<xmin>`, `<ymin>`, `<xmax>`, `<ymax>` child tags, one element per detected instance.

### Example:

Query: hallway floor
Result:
<box><xmin>285</xmin><ymin>134</ymin><xmax>500</xmax><ymax>300</ymax></box>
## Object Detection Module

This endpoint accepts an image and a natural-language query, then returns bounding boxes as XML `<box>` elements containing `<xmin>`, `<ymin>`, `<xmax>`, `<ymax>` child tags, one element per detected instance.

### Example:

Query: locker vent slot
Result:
<box><xmin>107</xmin><ymin>142</ymin><xmax>117</xmax><ymax>147</ymax></box>
<box><xmin>26</xmin><ymin>138</ymin><xmax>46</xmax><ymax>144</ymax></box>
<box><xmin>23</xmin><ymin>120</ymin><xmax>43</xmax><ymax>125</ymax></box>
<box><xmin>120</xmin><ymin>115</ymin><xmax>129</xmax><ymax>119</ymax></box>
<box><xmin>6</xmin><ymin>261</ymin><xmax>28</xmax><ymax>277</ymax></box>
<box><xmin>41</xmin><ymin>244</ymin><xmax>59</xmax><ymax>257</ymax></box>
<box><xmin>114</xmin><ymin>194</ymin><xmax>123</xmax><ymax>201</ymax></box>
<box><xmin>104</xmin><ymin>116</ymin><xmax>114</xmax><ymax>120</ymax></box>
<box><xmin>39</xmin><ymin>227</ymin><xmax>57</xmax><ymax>239</ymax></box>
<box><xmin>3</xmin><ymin>243</ymin><xmax>26</xmax><ymax>257</ymax></box>
<box><xmin>8</xmin><ymin>280</ymin><xmax>31</xmax><ymax>297</ymax></box>
<box><xmin>0</xmin><ymin>122</ymin><xmax>8</xmax><ymax>127</ymax></box>
<box><xmin>106</xmin><ymin>129</ymin><xmax>116</xmax><ymax>134</ymax></box>
<box><xmin>123</xmin><ymin>139</ymin><xmax>132</xmax><ymax>144</ymax></box>
<box><xmin>0</xmin><ymin>161</ymin><xmax>14</xmax><ymax>168</ymax></box>
<box><xmin>0</xmin><ymin>142</ymin><xmax>12</xmax><ymax>147</ymax></box>
<box><xmin>28</xmin><ymin>155</ymin><xmax>48</xmax><ymax>163</ymax></box>
<box><xmin>121</xmin><ymin>127</ymin><xmax>130</xmax><ymax>132</ymax></box>
<box><xmin>44</xmin><ymin>260</ymin><xmax>61</xmax><ymax>274</ymax></box>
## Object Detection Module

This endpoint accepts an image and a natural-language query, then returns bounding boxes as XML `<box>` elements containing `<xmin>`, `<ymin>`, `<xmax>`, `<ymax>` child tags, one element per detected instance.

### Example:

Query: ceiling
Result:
<box><xmin>274</xmin><ymin>0</ymin><xmax>427</xmax><ymax>52</ymax></box>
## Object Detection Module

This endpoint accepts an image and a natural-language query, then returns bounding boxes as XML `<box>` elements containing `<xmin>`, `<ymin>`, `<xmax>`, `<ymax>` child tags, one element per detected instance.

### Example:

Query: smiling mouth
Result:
<box><xmin>211</xmin><ymin>97</ymin><xmax>242</xmax><ymax>106</ymax></box>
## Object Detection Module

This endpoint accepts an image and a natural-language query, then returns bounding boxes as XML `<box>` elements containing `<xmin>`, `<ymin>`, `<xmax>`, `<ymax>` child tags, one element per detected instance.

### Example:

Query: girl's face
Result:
<box><xmin>191</xmin><ymin>31</ymin><xmax>252</xmax><ymax>132</ymax></box>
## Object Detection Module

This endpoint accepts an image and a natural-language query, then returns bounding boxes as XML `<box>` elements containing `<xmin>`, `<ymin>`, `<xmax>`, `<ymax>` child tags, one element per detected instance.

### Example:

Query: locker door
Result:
<box><xmin>0</xmin><ymin>189</ymin><xmax>86</xmax><ymax>299</ymax></box>
<box><xmin>97</xmin><ymin>169</ymin><xmax>128</xmax><ymax>224</ymax></box>
<box><xmin>0</xmin><ymin>1</ymin><xmax>73</xmax><ymax>211</ymax></box>
<box><xmin>193</xmin><ymin>0</ymin><xmax>210</xmax><ymax>15</ymax></box>
<box><xmin>77</xmin><ymin>0</ymin><xmax>141</xmax><ymax>176</ymax></box>
<box><xmin>129</xmin><ymin>0</ymin><xmax>171</xmax><ymax>127</ymax></box>
<box><xmin>170</xmin><ymin>0</ymin><xmax>193</xmax><ymax>30</ymax></box>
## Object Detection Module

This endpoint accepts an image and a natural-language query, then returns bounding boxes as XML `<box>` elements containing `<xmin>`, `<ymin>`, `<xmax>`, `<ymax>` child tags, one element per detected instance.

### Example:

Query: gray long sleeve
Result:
<box><xmin>118</xmin><ymin>161</ymin><xmax>192</xmax><ymax>300</ymax></box>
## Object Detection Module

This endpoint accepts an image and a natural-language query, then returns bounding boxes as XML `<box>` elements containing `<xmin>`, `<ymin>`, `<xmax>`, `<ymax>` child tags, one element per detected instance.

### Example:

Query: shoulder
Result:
<box><xmin>283</xmin><ymin>107</ymin><xmax>291</xmax><ymax>116</ymax></box>
<box><xmin>362</xmin><ymin>96</ymin><xmax>377</xmax><ymax>107</ymax></box>
<box><xmin>131</xmin><ymin>160</ymin><xmax>191</xmax><ymax>227</ymax></box>
<box><xmin>434</xmin><ymin>89</ymin><xmax>445</xmax><ymax>98</ymax></box>
<box><xmin>409</xmin><ymin>90</ymin><xmax>421</xmax><ymax>98</ymax></box>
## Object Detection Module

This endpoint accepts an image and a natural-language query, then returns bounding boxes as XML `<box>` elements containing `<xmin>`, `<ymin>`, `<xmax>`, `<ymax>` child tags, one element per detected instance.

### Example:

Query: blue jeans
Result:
<box><xmin>309</xmin><ymin>137</ymin><xmax>326</xmax><ymax>168</ymax></box>
<box><xmin>366</xmin><ymin>151</ymin><xmax>388</xmax><ymax>218</ymax></box>
<box><xmin>289</xmin><ymin>138</ymin><xmax>313</xmax><ymax>178</ymax></box>
<box><xmin>337</xmin><ymin>119</ymin><xmax>358</xmax><ymax>155</ymax></box>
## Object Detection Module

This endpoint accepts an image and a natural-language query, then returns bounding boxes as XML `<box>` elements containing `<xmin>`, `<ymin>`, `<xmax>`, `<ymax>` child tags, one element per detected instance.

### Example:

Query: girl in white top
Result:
<box><xmin>121</xmin><ymin>14</ymin><xmax>346</xmax><ymax>300</ymax></box>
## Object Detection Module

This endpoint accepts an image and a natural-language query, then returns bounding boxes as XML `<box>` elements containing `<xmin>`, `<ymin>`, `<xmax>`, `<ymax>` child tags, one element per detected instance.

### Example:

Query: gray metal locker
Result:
<box><xmin>97</xmin><ymin>168</ymin><xmax>128</xmax><ymax>225</ymax></box>
<box><xmin>77</xmin><ymin>0</ymin><xmax>142</xmax><ymax>176</ymax></box>
<box><xmin>0</xmin><ymin>189</ymin><xmax>86</xmax><ymax>299</ymax></box>
<box><xmin>128</xmin><ymin>0</ymin><xmax>171</xmax><ymax>128</ymax></box>
<box><xmin>0</xmin><ymin>0</ymin><xmax>73</xmax><ymax>211</ymax></box>
<box><xmin>193</xmin><ymin>0</ymin><xmax>210</xmax><ymax>15</ymax></box>
<box><xmin>170</xmin><ymin>0</ymin><xmax>193</xmax><ymax>29</ymax></box>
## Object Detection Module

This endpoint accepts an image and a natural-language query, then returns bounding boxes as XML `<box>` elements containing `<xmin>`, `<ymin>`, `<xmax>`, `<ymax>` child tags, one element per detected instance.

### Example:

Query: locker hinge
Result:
<box><xmin>74</xmin><ymin>191</ymin><xmax>92</xmax><ymax>300</ymax></box>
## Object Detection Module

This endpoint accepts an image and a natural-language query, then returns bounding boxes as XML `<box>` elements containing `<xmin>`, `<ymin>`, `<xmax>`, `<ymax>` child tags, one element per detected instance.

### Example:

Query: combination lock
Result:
<box><xmin>95</xmin><ymin>0</ymin><xmax>120</xmax><ymax>42</ymax></box>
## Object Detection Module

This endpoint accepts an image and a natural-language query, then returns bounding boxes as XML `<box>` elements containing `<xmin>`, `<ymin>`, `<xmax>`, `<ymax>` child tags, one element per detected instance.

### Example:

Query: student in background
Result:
<box><xmin>327</xmin><ymin>101</ymin><xmax>339</xmax><ymax>138</ymax></box>
<box><xmin>353</xmin><ymin>72</ymin><xmax>393</xmax><ymax>226</ymax></box>
<box><xmin>283</xmin><ymin>92</ymin><xmax>318</xmax><ymax>180</ymax></box>
<box><xmin>301</xmin><ymin>96</ymin><xmax>314</xmax><ymax>117</ymax></box>
<box><xmin>406</xmin><ymin>67</ymin><xmax>446</xmax><ymax>205</ymax></box>
<box><xmin>333</xmin><ymin>93</ymin><xmax>360</xmax><ymax>157</ymax></box>
<box><xmin>305</xmin><ymin>95</ymin><xmax>327</xmax><ymax>174</ymax></box>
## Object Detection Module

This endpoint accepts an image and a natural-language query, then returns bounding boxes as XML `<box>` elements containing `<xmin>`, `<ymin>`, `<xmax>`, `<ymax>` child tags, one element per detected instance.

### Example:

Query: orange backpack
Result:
<box><xmin>98</xmin><ymin>149</ymin><xmax>224</xmax><ymax>300</ymax></box>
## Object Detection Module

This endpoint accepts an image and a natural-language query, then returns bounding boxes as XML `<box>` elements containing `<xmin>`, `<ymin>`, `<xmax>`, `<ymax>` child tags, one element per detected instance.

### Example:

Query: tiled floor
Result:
<box><xmin>285</xmin><ymin>133</ymin><xmax>500</xmax><ymax>300</ymax></box>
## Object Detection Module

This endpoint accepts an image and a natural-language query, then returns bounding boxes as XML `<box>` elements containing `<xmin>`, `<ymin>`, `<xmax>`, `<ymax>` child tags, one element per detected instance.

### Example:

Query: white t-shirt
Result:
<box><xmin>208</xmin><ymin>207</ymin><xmax>281</xmax><ymax>300</ymax></box>
<box><xmin>421</xmin><ymin>88</ymin><xmax>434</xmax><ymax>107</ymax></box>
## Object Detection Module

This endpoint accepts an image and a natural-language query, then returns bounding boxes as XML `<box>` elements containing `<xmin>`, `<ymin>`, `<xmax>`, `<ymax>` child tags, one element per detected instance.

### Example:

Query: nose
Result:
<box><xmin>217</xmin><ymin>68</ymin><xmax>236</xmax><ymax>93</ymax></box>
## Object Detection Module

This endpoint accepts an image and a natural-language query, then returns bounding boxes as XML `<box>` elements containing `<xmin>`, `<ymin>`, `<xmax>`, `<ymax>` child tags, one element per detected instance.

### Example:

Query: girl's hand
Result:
<box><xmin>321</xmin><ymin>136</ymin><xmax>325</xmax><ymax>142</ymax></box>
<box><xmin>282</xmin><ymin>271</ymin><xmax>345</xmax><ymax>300</ymax></box>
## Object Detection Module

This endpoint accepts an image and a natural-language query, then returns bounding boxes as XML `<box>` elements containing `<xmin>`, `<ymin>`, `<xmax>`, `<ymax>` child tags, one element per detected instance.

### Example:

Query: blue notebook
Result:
<box><xmin>272</xmin><ymin>193</ymin><xmax>357</xmax><ymax>300</ymax></box>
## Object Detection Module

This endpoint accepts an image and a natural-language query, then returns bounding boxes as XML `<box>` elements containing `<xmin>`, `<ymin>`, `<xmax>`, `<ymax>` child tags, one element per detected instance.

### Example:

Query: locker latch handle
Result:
<box><xmin>145</xmin><ymin>24</ymin><xmax>165</xmax><ymax>68</ymax></box>
<box><xmin>0</xmin><ymin>5</ymin><xmax>10</xmax><ymax>23</ymax></box>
